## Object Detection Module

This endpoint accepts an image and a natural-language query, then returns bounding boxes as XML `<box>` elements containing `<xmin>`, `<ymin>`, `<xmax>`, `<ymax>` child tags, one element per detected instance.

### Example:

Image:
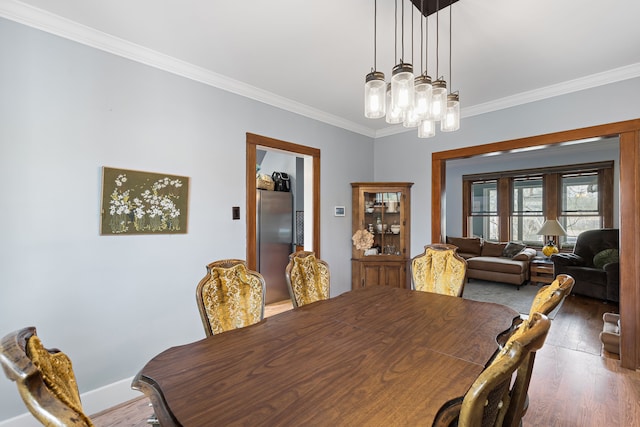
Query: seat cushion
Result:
<box><xmin>467</xmin><ymin>257</ymin><xmax>527</xmax><ymax>275</ymax></box>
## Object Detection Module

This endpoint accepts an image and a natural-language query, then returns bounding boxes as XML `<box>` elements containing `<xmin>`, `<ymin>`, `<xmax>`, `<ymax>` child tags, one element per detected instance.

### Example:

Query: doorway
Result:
<box><xmin>430</xmin><ymin>119</ymin><xmax>640</xmax><ymax>369</ymax></box>
<box><xmin>246</xmin><ymin>133</ymin><xmax>321</xmax><ymax>272</ymax></box>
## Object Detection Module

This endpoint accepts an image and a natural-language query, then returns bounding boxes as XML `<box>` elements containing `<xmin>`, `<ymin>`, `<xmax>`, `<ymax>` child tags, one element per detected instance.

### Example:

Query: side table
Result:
<box><xmin>530</xmin><ymin>259</ymin><xmax>554</xmax><ymax>284</ymax></box>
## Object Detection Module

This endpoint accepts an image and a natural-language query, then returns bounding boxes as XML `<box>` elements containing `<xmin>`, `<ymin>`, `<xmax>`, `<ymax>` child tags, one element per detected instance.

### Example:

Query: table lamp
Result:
<box><xmin>537</xmin><ymin>219</ymin><xmax>567</xmax><ymax>257</ymax></box>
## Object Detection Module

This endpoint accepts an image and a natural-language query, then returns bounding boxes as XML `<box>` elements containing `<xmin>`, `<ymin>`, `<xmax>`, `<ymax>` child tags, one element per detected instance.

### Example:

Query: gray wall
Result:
<box><xmin>0</xmin><ymin>18</ymin><xmax>373</xmax><ymax>421</ymax></box>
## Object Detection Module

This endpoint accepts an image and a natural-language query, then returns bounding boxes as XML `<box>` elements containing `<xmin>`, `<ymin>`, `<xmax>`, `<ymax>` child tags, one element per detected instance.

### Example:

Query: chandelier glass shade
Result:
<box><xmin>391</xmin><ymin>63</ymin><xmax>415</xmax><ymax>113</ymax></box>
<box><xmin>385</xmin><ymin>83</ymin><xmax>403</xmax><ymax>124</ymax></box>
<box><xmin>441</xmin><ymin>92</ymin><xmax>460</xmax><ymax>131</ymax></box>
<box><xmin>429</xmin><ymin>79</ymin><xmax>447</xmax><ymax>121</ymax></box>
<box><xmin>418</xmin><ymin>118</ymin><xmax>435</xmax><ymax>138</ymax></box>
<box><xmin>413</xmin><ymin>74</ymin><xmax>433</xmax><ymax>120</ymax></box>
<box><xmin>365</xmin><ymin>71</ymin><xmax>387</xmax><ymax>119</ymax></box>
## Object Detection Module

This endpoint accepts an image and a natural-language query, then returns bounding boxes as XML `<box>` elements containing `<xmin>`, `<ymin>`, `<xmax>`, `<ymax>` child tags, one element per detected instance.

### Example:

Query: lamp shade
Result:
<box><xmin>537</xmin><ymin>219</ymin><xmax>567</xmax><ymax>257</ymax></box>
<box><xmin>537</xmin><ymin>219</ymin><xmax>567</xmax><ymax>237</ymax></box>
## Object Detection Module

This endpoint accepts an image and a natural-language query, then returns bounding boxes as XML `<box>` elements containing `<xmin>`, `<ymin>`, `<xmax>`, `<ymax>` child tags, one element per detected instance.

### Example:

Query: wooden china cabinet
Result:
<box><xmin>351</xmin><ymin>182</ymin><xmax>413</xmax><ymax>289</ymax></box>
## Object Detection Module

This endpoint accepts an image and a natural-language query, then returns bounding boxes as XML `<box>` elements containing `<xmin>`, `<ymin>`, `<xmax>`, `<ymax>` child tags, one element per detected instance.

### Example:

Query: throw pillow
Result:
<box><xmin>513</xmin><ymin>248</ymin><xmax>536</xmax><ymax>261</ymax></box>
<box><xmin>503</xmin><ymin>242</ymin><xmax>526</xmax><ymax>258</ymax></box>
<box><xmin>481</xmin><ymin>241</ymin><xmax>507</xmax><ymax>257</ymax></box>
<box><xmin>446</xmin><ymin>236</ymin><xmax>482</xmax><ymax>256</ymax></box>
<box><xmin>593</xmin><ymin>248</ymin><xmax>619</xmax><ymax>269</ymax></box>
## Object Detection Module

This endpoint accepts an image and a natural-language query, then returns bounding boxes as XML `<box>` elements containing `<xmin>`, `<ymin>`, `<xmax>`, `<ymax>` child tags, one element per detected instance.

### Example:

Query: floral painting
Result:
<box><xmin>101</xmin><ymin>167</ymin><xmax>189</xmax><ymax>235</ymax></box>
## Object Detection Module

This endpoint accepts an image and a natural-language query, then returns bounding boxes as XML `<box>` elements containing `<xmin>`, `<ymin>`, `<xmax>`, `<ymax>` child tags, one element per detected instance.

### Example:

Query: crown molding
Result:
<box><xmin>374</xmin><ymin>62</ymin><xmax>640</xmax><ymax>139</ymax></box>
<box><xmin>0</xmin><ymin>0</ymin><xmax>376</xmax><ymax>138</ymax></box>
<box><xmin>2</xmin><ymin>0</ymin><xmax>638</xmax><ymax>142</ymax></box>
<box><xmin>461</xmin><ymin>63</ymin><xmax>640</xmax><ymax>119</ymax></box>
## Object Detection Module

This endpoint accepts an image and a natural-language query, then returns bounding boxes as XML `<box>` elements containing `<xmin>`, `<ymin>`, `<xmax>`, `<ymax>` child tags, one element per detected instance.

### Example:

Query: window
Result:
<box><xmin>511</xmin><ymin>177</ymin><xmax>544</xmax><ymax>244</ymax></box>
<box><xmin>469</xmin><ymin>180</ymin><xmax>498</xmax><ymax>241</ymax></box>
<box><xmin>463</xmin><ymin>162</ymin><xmax>613</xmax><ymax>247</ymax></box>
<box><xmin>559</xmin><ymin>172</ymin><xmax>601</xmax><ymax>246</ymax></box>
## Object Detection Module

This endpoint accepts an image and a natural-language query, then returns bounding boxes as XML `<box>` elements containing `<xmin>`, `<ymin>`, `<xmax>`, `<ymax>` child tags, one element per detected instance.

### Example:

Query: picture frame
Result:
<box><xmin>100</xmin><ymin>167</ymin><xmax>190</xmax><ymax>235</ymax></box>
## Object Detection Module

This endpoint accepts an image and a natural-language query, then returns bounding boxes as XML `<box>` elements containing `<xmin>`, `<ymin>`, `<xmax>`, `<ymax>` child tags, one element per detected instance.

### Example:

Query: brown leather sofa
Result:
<box><xmin>446</xmin><ymin>237</ymin><xmax>537</xmax><ymax>288</ymax></box>
<box><xmin>550</xmin><ymin>228</ymin><xmax>619</xmax><ymax>303</ymax></box>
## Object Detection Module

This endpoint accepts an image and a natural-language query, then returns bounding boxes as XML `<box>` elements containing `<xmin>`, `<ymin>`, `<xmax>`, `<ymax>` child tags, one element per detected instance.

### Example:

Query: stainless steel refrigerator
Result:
<box><xmin>256</xmin><ymin>190</ymin><xmax>293</xmax><ymax>304</ymax></box>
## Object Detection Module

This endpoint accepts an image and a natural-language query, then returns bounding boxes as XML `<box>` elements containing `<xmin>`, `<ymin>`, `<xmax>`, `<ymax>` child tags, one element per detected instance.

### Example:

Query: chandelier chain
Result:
<box><xmin>449</xmin><ymin>3</ymin><xmax>453</xmax><ymax>90</ymax></box>
<box><xmin>373</xmin><ymin>0</ymin><xmax>377</xmax><ymax>71</ymax></box>
<box><xmin>436</xmin><ymin>0</ymin><xmax>440</xmax><ymax>78</ymax></box>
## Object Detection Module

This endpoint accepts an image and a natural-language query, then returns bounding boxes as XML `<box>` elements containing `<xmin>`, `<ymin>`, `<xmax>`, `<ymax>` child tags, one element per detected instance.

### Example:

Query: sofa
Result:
<box><xmin>550</xmin><ymin>228</ymin><xmax>619</xmax><ymax>303</ymax></box>
<box><xmin>446</xmin><ymin>237</ymin><xmax>537</xmax><ymax>288</ymax></box>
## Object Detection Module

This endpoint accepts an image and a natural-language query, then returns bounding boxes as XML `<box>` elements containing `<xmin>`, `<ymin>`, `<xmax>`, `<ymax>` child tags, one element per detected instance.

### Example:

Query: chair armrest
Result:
<box><xmin>550</xmin><ymin>253</ymin><xmax>584</xmax><ymax>267</ymax></box>
<box><xmin>603</xmin><ymin>262</ymin><xmax>620</xmax><ymax>302</ymax></box>
<box><xmin>603</xmin><ymin>261</ymin><xmax>619</xmax><ymax>276</ymax></box>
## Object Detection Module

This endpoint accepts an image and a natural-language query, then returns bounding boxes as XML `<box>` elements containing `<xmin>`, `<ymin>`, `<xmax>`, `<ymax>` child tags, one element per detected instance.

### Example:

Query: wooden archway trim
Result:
<box><xmin>431</xmin><ymin>118</ymin><xmax>640</xmax><ymax>370</ymax></box>
<box><xmin>246</xmin><ymin>133</ymin><xmax>321</xmax><ymax>270</ymax></box>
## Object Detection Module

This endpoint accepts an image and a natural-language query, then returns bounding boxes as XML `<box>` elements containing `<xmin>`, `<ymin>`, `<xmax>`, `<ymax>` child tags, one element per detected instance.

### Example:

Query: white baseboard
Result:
<box><xmin>0</xmin><ymin>376</ymin><xmax>141</xmax><ymax>427</ymax></box>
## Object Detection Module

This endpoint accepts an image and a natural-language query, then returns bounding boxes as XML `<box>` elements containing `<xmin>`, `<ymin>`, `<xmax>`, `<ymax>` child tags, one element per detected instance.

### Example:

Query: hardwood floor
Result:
<box><xmin>91</xmin><ymin>295</ymin><xmax>639</xmax><ymax>426</ymax></box>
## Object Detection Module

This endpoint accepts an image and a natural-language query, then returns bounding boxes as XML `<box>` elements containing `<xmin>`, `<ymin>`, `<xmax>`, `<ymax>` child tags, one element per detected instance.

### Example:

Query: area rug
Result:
<box><xmin>463</xmin><ymin>279</ymin><xmax>543</xmax><ymax>316</ymax></box>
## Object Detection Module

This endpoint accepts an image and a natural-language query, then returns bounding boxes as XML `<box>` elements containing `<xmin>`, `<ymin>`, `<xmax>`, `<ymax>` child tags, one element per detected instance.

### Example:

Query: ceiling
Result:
<box><xmin>2</xmin><ymin>0</ymin><xmax>640</xmax><ymax>137</ymax></box>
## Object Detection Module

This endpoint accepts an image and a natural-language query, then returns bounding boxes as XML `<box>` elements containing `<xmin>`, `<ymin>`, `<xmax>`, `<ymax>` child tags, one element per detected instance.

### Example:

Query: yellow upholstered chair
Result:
<box><xmin>0</xmin><ymin>326</ymin><xmax>94</xmax><ymax>427</ymax></box>
<box><xmin>196</xmin><ymin>259</ymin><xmax>266</xmax><ymax>337</ymax></box>
<box><xmin>411</xmin><ymin>244</ymin><xmax>468</xmax><ymax>297</ymax></box>
<box><xmin>432</xmin><ymin>312</ymin><xmax>551</xmax><ymax>427</ymax></box>
<box><xmin>285</xmin><ymin>251</ymin><xmax>330</xmax><ymax>308</ymax></box>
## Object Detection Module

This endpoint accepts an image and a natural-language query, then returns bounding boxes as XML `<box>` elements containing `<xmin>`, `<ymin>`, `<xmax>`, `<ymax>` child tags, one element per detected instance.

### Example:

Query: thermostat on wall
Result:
<box><xmin>334</xmin><ymin>206</ymin><xmax>345</xmax><ymax>217</ymax></box>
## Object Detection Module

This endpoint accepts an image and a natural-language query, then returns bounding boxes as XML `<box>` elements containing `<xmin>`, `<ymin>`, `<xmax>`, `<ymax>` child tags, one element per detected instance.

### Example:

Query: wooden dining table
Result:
<box><xmin>132</xmin><ymin>286</ymin><xmax>518</xmax><ymax>426</ymax></box>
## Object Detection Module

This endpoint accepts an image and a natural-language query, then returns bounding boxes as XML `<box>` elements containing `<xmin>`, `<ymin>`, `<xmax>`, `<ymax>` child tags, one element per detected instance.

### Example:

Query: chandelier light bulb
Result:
<box><xmin>403</xmin><ymin>106</ymin><xmax>421</xmax><ymax>128</ymax></box>
<box><xmin>364</xmin><ymin>71</ymin><xmax>386</xmax><ymax>119</ymax></box>
<box><xmin>385</xmin><ymin>83</ymin><xmax>403</xmax><ymax>124</ymax></box>
<box><xmin>418</xmin><ymin>119</ymin><xmax>436</xmax><ymax>138</ymax></box>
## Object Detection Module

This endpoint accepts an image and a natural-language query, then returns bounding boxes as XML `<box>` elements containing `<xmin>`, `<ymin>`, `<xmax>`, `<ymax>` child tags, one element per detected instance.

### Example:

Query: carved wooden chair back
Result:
<box><xmin>0</xmin><ymin>326</ymin><xmax>94</xmax><ymax>427</ymax></box>
<box><xmin>432</xmin><ymin>313</ymin><xmax>551</xmax><ymax>427</ymax></box>
<box><xmin>285</xmin><ymin>251</ymin><xmax>330</xmax><ymax>308</ymax></box>
<box><xmin>528</xmin><ymin>273</ymin><xmax>575</xmax><ymax>319</ymax></box>
<box><xmin>411</xmin><ymin>244</ymin><xmax>468</xmax><ymax>297</ymax></box>
<box><xmin>437</xmin><ymin>312</ymin><xmax>551</xmax><ymax>427</ymax></box>
<box><xmin>196</xmin><ymin>259</ymin><xmax>266</xmax><ymax>337</ymax></box>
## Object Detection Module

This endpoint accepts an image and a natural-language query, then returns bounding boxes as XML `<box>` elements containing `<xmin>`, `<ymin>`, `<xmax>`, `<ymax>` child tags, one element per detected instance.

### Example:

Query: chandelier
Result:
<box><xmin>364</xmin><ymin>0</ymin><xmax>460</xmax><ymax>137</ymax></box>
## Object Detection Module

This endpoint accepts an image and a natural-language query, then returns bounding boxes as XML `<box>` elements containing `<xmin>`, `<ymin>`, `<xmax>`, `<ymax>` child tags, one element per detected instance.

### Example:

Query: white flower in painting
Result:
<box><xmin>115</xmin><ymin>174</ymin><xmax>127</xmax><ymax>187</ymax></box>
<box><xmin>133</xmin><ymin>198</ymin><xmax>146</xmax><ymax>219</ymax></box>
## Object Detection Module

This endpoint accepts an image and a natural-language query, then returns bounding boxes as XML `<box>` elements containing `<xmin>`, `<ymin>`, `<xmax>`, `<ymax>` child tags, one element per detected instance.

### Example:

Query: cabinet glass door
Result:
<box><xmin>363</xmin><ymin>191</ymin><xmax>402</xmax><ymax>256</ymax></box>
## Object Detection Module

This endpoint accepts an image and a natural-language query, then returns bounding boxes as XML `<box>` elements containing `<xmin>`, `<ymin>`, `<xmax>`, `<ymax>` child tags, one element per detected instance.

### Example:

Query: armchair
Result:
<box><xmin>550</xmin><ymin>228</ymin><xmax>619</xmax><ymax>302</ymax></box>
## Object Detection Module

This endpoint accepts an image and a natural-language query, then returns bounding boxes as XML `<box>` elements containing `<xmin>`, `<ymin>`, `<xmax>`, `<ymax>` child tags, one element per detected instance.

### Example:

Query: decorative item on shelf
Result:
<box><xmin>537</xmin><ymin>218</ymin><xmax>567</xmax><ymax>257</ymax></box>
<box><xmin>391</xmin><ymin>224</ymin><xmax>401</xmax><ymax>234</ymax></box>
<box><xmin>387</xmin><ymin>200</ymin><xmax>398</xmax><ymax>213</ymax></box>
<box><xmin>352</xmin><ymin>229</ymin><xmax>374</xmax><ymax>251</ymax></box>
